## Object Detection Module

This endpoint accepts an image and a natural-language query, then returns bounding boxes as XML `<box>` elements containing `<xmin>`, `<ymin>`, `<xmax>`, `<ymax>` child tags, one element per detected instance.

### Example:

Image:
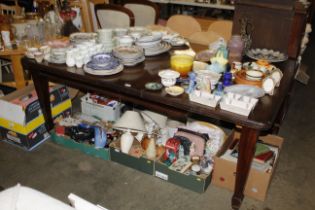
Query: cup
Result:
<box><xmin>114</xmin><ymin>28</ymin><xmax>128</xmax><ymax>37</ymax></box>
<box><xmin>117</xmin><ymin>35</ymin><xmax>133</xmax><ymax>47</ymax></box>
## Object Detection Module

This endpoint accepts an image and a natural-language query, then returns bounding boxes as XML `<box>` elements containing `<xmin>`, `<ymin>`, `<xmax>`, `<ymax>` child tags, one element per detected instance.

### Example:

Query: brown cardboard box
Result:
<box><xmin>212</xmin><ymin>133</ymin><xmax>283</xmax><ymax>201</ymax></box>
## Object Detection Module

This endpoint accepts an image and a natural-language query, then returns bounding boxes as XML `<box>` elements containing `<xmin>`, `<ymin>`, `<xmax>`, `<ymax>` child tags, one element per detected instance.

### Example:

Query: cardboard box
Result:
<box><xmin>81</xmin><ymin>93</ymin><xmax>121</xmax><ymax>122</ymax></box>
<box><xmin>110</xmin><ymin>140</ymin><xmax>154</xmax><ymax>175</ymax></box>
<box><xmin>0</xmin><ymin>85</ymin><xmax>72</xmax><ymax>150</ymax></box>
<box><xmin>212</xmin><ymin>133</ymin><xmax>284</xmax><ymax>201</ymax></box>
<box><xmin>154</xmin><ymin>131</ymin><xmax>234</xmax><ymax>193</ymax></box>
<box><xmin>51</xmin><ymin>131</ymin><xmax>110</xmax><ymax>160</ymax></box>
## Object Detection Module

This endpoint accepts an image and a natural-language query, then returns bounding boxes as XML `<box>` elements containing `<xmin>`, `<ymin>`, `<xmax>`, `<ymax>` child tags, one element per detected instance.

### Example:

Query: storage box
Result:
<box><xmin>0</xmin><ymin>85</ymin><xmax>72</xmax><ymax>150</ymax></box>
<box><xmin>212</xmin><ymin>133</ymin><xmax>284</xmax><ymax>201</ymax></box>
<box><xmin>51</xmin><ymin>131</ymin><xmax>110</xmax><ymax>160</ymax></box>
<box><xmin>110</xmin><ymin>140</ymin><xmax>154</xmax><ymax>175</ymax></box>
<box><xmin>154</xmin><ymin>131</ymin><xmax>234</xmax><ymax>193</ymax></box>
<box><xmin>81</xmin><ymin>93</ymin><xmax>121</xmax><ymax>122</ymax></box>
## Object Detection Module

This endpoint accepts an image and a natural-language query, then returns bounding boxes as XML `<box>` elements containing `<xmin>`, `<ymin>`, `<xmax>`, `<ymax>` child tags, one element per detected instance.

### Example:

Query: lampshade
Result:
<box><xmin>113</xmin><ymin>111</ymin><xmax>146</xmax><ymax>132</ymax></box>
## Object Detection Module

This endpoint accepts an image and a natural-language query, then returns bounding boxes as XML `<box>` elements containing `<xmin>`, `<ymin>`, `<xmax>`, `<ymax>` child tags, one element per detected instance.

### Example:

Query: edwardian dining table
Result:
<box><xmin>21</xmin><ymin>44</ymin><xmax>296</xmax><ymax>210</ymax></box>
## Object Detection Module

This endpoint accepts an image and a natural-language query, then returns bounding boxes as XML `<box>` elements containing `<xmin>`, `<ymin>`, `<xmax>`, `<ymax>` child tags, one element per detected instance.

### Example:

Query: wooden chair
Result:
<box><xmin>188</xmin><ymin>31</ymin><xmax>221</xmax><ymax>46</ymax></box>
<box><xmin>166</xmin><ymin>15</ymin><xmax>202</xmax><ymax>38</ymax></box>
<box><xmin>123</xmin><ymin>0</ymin><xmax>159</xmax><ymax>26</ymax></box>
<box><xmin>87</xmin><ymin>0</ymin><xmax>107</xmax><ymax>32</ymax></box>
<box><xmin>207</xmin><ymin>20</ymin><xmax>233</xmax><ymax>41</ymax></box>
<box><xmin>95</xmin><ymin>4</ymin><xmax>135</xmax><ymax>28</ymax></box>
<box><xmin>0</xmin><ymin>2</ymin><xmax>21</xmax><ymax>15</ymax></box>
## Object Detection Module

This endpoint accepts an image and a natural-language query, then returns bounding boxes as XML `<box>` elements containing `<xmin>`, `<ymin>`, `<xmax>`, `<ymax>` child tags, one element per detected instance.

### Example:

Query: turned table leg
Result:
<box><xmin>232</xmin><ymin>126</ymin><xmax>259</xmax><ymax>210</ymax></box>
<box><xmin>31</xmin><ymin>72</ymin><xmax>54</xmax><ymax>131</ymax></box>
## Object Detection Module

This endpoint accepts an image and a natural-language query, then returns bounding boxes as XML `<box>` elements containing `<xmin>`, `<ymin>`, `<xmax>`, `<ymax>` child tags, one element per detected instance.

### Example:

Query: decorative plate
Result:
<box><xmin>83</xmin><ymin>64</ymin><xmax>124</xmax><ymax>76</ymax></box>
<box><xmin>246</xmin><ymin>48</ymin><xmax>288</xmax><ymax>63</ymax></box>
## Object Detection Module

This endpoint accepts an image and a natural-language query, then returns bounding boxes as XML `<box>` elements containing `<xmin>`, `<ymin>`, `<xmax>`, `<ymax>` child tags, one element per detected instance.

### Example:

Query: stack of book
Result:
<box><xmin>221</xmin><ymin>140</ymin><xmax>279</xmax><ymax>172</ymax></box>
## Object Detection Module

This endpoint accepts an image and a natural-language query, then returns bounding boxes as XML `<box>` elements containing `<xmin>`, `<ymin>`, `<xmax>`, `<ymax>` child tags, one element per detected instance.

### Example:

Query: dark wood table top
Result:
<box><xmin>22</xmin><ymin>47</ymin><xmax>296</xmax><ymax>131</ymax></box>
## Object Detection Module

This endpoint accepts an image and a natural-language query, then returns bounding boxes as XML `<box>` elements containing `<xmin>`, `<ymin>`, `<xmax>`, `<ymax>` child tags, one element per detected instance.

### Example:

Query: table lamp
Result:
<box><xmin>113</xmin><ymin>111</ymin><xmax>146</xmax><ymax>154</ymax></box>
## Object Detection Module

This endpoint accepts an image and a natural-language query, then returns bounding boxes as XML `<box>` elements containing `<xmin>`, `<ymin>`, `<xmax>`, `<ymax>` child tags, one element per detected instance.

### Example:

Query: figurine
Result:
<box><xmin>186</xmin><ymin>72</ymin><xmax>197</xmax><ymax>94</ymax></box>
<box><xmin>208</xmin><ymin>50</ymin><xmax>228</xmax><ymax>74</ymax></box>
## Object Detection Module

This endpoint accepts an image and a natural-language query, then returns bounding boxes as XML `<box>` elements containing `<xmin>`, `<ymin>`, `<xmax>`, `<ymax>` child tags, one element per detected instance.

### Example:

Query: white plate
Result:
<box><xmin>83</xmin><ymin>64</ymin><xmax>124</xmax><ymax>76</ymax></box>
<box><xmin>136</xmin><ymin>39</ymin><xmax>161</xmax><ymax>48</ymax></box>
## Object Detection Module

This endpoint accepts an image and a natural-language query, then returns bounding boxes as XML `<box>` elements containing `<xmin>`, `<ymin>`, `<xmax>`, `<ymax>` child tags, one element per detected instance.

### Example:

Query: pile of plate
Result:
<box><xmin>113</xmin><ymin>46</ymin><xmax>145</xmax><ymax>66</ymax></box>
<box><xmin>135</xmin><ymin>32</ymin><xmax>171</xmax><ymax>56</ymax></box>
<box><xmin>83</xmin><ymin>53</ymin><xmax>123</xmax><ymax>76</ymax></box>
<box><xmin>70</xmin><ymin>33</ymin><xmax>97</xmax><ymax>46</ymax></box>
<box><xmin>49</xmin><ymin>47</ymin><xmax>68</xmax><ymax>64</ymax></box>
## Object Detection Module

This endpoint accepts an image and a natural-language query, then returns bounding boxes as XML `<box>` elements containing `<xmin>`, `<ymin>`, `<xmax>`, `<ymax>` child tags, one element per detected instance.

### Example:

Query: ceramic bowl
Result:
<box><xmin>246</xmin><ymin>70</ymin><xmax>264</xmax><ymax>81</ymax></box>
<box><xmin>34</xmin><ymin>52</ymin><xmax>44</xmax><ymax>63</ymax></box>
<box><xmin>165</xmin><ymin>86</ymin><xmax>184</xmax><ymax>96</ymax></box>
<box><xmin>158</xmin><ymin>70</ymin><xmax>180</xmax><ymax>87</ymax></box>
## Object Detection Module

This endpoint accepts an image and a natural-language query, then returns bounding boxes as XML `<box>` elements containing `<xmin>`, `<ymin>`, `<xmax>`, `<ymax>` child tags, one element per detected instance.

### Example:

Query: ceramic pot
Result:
<box><xmin>120</xmin><ymin>130</ymin><xmax>134</xmax><ymax>154</ymax></box>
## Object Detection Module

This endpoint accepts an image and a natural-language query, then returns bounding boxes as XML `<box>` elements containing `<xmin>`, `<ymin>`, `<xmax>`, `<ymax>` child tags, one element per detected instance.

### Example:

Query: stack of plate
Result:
<box><xmin>70</xmin><ymin>33</ymin><xmax>97</xmax><ymax>46</ymax></box>
<box><xmin>113</xmin><ymin>46</ymin><xmax>145</xmax><ymax>66</ymax></box>
<box><xmin>135</xmin><ymin>32</ymin><xmax>171</xmax><ymax>56</ymax></box>
<box><xmin>49</xmin><ymin>47</ymin><xmax>68</xmax><ymax>64</ymax></box>
<box><xmin>83</xmin><ymin>53</ymin><xmax>123</xmax><ymax>76</ymax></box>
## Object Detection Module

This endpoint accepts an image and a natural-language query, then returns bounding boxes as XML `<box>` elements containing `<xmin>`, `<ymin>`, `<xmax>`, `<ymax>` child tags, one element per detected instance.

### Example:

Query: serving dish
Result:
<box><xmin>246</xmin><ymin>48</ymin><xmax>288</xmax><ymax>63</ymax></box>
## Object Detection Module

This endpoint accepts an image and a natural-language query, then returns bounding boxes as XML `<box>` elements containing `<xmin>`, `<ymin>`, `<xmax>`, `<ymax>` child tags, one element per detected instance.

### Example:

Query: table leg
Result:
<box><xmin>31</xmin><ymin>72</ymin><xmax>54</xmax><ymax>131</ymax></box>
<box><xmin>11</xmin><ymin>55</ymin><xmax>26</xmax><ymax>89</ymax></box>
<box><xmin>232</xmin><ymin>126</ymin><xmax>259</xmax><ymax>210</ymax></box>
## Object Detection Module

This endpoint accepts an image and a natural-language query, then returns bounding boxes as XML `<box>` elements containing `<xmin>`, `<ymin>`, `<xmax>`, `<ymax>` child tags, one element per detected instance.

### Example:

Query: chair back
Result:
<box><xmin>88</xmin><ymin>0</ymin><xmax>107</xmax><ymax>32</ymax></box>
<box><xmin>95</xmin><ymin>4</ymin><xmax>134</xmax><ymax>29</ymax></box>
<box><xmin>207</xmin><ymin>20</ymin><xmax>233</xmax><ymax>41</ymax></box>
<box><xmin>123</xmin><ymin>0</ymin><xmax>159</xmax><ymax>26</ymax></box>
<box><xmin>0</xmin><ymin>3</ymin><xmax>21</xmax><ymax>15</ymax></box>
<box><xmin>188</xmin><ymin>31</ymin><xmax>221</xmax><ymax>46</ymax></box>
<box><xmin>166</xmin><ymin>15</ymin><xmax>201</xmax><ymax>38</ymax></box>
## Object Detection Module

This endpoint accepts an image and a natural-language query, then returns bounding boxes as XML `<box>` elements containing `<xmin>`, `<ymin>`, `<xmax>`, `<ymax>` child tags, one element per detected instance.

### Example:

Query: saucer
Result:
<box><xmin>145</xmin><ymin>82</ymin><xmax>163</xmax><ymax>91</ymax></box>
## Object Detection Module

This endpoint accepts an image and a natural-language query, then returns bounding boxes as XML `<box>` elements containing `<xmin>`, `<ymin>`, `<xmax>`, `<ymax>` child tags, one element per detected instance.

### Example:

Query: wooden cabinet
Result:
<box><xmin>232</xmin><ymin>0</ymin><xmax>295</xmax><ymax>54</ymax></box>
<box><xmin>232</xmin><ymin>0</ymin><xmax>311</xmax><ymax>59</ymax></box>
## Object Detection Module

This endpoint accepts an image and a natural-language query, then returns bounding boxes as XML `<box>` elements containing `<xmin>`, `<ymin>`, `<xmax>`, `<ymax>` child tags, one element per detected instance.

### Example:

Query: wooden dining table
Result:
<box><xmin>0</xmin><ymin>47</ymin><xmax>27</xmax><ymax>89</ymax></box>
<box><xmin>21</xmin><ymin>43</ymin><xmax>296</xmax><ymax>209</ymax></box>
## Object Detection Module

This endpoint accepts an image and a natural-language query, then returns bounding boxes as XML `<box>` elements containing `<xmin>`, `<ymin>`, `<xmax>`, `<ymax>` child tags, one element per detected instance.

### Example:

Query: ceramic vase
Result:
<box><xmin>228</xmin><ymin>35</ymin><xmax>244</xmax><ymax>63</ymax></box>
<box><xmin>146</xmin><ymin>137</ymin><xmax>156</xmax><ymax>160</ymax></box>
<box><xmin>120</xmin><ymin>130</ymin><xmax>134</xmax><ymax>154</ymax></box>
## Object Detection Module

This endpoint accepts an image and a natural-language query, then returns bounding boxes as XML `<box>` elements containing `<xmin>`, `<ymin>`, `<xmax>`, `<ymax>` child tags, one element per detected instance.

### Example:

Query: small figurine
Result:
<box><xmin>186</xmin><ymin>72</ymin><xmax>197</xmax><ymax>94</ymax></box>
<box><xmin>208</xmin><ymin>50</ymin><xmax>228</xmax><ymax>74</ymax></box>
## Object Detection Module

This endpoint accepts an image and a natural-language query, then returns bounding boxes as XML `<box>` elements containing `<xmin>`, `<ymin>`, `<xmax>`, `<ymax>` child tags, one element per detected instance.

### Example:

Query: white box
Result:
<box><xmin>80</xmin><ymin>93</ymin><xmax>121</xmax><ymax>122</ymax></box>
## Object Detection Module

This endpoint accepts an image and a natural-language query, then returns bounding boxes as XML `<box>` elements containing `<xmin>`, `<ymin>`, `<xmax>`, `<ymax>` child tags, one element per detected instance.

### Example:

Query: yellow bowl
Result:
<box><xmin>170</xmin><ymin>54</ymin><xmax>194</xmax><ymax>77</ymax></box>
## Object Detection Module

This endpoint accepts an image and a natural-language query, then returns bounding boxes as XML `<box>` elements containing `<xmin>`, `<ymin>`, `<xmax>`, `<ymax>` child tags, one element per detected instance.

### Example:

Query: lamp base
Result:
<box><xmin>120</xmin><ymin>131</ymin><xmax>134</xmax><ymax>154</ymax></box>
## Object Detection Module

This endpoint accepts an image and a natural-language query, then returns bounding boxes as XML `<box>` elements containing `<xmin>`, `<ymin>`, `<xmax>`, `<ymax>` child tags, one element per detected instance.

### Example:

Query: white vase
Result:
<box><xmin>120</xmin><ymin>131</ymin><xmax>134</xmax><ymax>154</ymax></box>
<box><xmin>146</xmin><ymin>137</ymin><xmax>156</xmax><ymax>160</ymax></box>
